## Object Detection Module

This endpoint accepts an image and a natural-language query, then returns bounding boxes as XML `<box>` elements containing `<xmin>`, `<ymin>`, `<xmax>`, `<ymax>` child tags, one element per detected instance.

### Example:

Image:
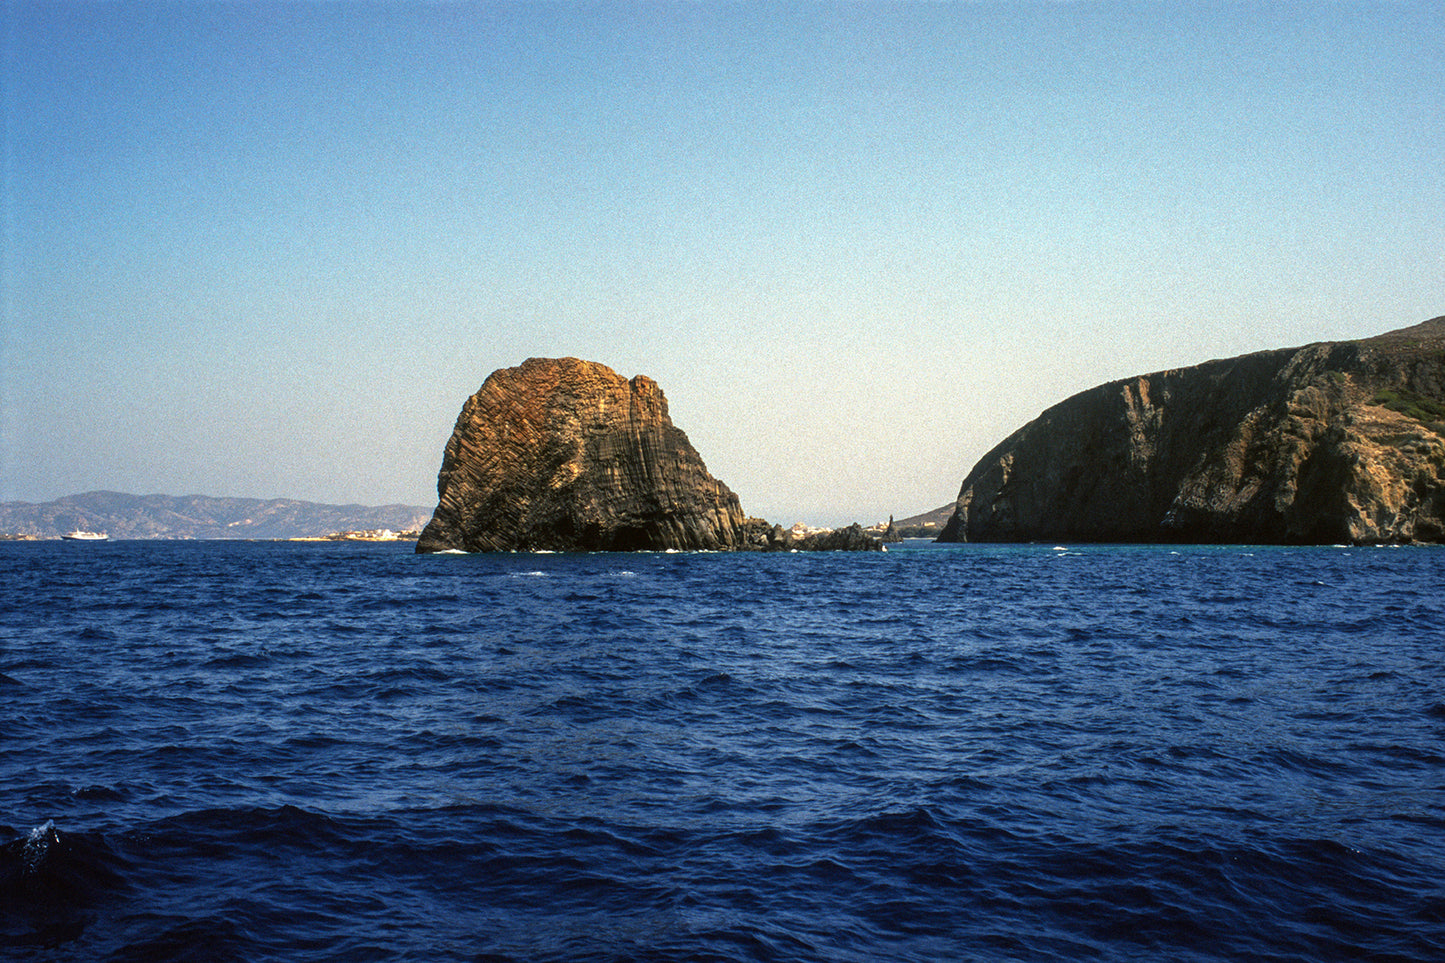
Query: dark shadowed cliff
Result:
<box><xmin>938</xmin><ymin>317</ymin><xmax>1445</xmax><ymax>545</ymax></box>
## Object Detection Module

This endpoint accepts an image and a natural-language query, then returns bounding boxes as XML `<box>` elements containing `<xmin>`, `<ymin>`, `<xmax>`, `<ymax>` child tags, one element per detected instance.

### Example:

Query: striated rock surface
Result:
<box><xmin>417</xmin><ymin>358</ymin><xmax>752</xmax><ymax>553</ymax></box>
<box><xmin>417</xmin><ymin>359</ymin><xmax>882</xmax><ymax>553</ymax></box>
<box><xmin>938</xmin><ymin>317</ymin><xmax>1445</xmax><ymax>545</ymax></box>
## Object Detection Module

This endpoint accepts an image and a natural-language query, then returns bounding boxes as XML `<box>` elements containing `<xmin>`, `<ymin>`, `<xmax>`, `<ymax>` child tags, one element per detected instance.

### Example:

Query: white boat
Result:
<box><xmin>61</xmin><ymin>530</ymin><xmax>109</xmax><ymax>541</ymax></box>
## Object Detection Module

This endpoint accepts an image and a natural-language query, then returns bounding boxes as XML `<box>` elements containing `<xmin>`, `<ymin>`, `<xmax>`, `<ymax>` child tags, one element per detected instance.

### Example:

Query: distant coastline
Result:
<box><xmin>287</xmin><ymin>529</ymin><xmax>421</xmax><ymax>543</ymax></box>
<box><xmin>2</xmin><ymin>530</ymin><xmax>421</xmax><ymax>542</ymax></box>
<box><xmin>0</xmin><ymin>492</ymin><xmax>433</xmax><ymax>542</ymax></box>
<box><xmin>3</xmin><ymin>492</ymin><xmax>938</xmax><ymax>546</ymax></box>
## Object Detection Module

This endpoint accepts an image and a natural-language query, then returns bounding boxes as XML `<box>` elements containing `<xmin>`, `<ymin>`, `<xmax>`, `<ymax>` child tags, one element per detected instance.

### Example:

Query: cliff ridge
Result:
<box><xmin>939</xmin><ymin>317</ymin><xmax>1445</xmax><ymax>545</ymax></box>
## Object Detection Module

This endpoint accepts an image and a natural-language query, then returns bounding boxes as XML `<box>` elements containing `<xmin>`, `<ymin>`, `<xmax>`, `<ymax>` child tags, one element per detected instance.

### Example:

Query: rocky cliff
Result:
<box><xmin>417</xmin><ymin>359</ymin><xmax>733</xmax><ymax>552</ymax></box>
<box><xmin>938</xmin><ymin>317</ymin><xmax>1445</xmax><ymax>545</ymax></box>
<box><xmin>418</xmin><ymin>358</ymin><xmax>881</xmax><ymax>553</ymax></box>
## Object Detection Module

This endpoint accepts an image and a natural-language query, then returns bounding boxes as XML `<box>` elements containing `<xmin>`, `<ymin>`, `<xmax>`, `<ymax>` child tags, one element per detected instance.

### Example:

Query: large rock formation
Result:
<box><xmin>938</xmin><ymin>317</ymin><xmax>1445</xmax><ymax>545</ymax></box>
<box><xmin>417</xmin><ymin>358</ymin><xmax>749</xmax><ymax>552</ymax></box>
<box><xmin>417</xmin><ymin>358</ymin><xmax>884</xmax><ymax>553</ymax></box>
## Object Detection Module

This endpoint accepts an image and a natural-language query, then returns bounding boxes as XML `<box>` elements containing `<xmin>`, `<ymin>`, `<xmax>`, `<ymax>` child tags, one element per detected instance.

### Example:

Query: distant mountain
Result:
<box><xmin>891</xmin><ymin>503</ymin><xmax>955</xmax><ymax>531</ymax></box>
<box><xmin>865</xmin><ymin>503</ymin><xmax>954</xmax><ymax>539</ymax></box>
<box><xmin>0</xmin><ymin>491</ymin><xmax>433</xmax><ymax>540</ymax></box>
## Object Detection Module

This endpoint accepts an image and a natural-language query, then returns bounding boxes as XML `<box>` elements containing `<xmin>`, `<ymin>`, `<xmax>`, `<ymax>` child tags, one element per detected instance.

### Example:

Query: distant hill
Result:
<box><xmin>0</xmin><ymin>492</ymin><xmax>433</xmax><ymax>540</ymax></box>
<box><xmin>866</xmin><ymin>503</ymin><xmax>955</xmax><ymax>539</ymax></box>
<box><xmin>892</xmin><ymin>503</ymin><xmax>955</xmax><ymax>531</ymax></box>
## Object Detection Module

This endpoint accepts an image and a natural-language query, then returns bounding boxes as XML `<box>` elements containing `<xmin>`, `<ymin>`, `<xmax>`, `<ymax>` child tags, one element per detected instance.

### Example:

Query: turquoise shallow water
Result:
<box><xmin>2</xmin><ymin>539</ymin><xmax>1443</xmax><ymax>961</ymax></box>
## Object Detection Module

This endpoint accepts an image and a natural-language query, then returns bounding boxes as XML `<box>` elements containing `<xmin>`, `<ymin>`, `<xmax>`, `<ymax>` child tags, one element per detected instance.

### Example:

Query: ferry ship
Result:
<box><xmin>61</xmin><ymin>530</ymin><xmax>109</xmax><ymax>541</ymax></box>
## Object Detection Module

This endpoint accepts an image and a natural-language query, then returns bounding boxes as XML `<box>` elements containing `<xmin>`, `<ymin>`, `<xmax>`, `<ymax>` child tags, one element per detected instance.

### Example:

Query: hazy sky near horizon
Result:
<box><xmin>3</xmin><ymin>1</ymin><xmax>1442</xmax><ymax>525</ymax></box>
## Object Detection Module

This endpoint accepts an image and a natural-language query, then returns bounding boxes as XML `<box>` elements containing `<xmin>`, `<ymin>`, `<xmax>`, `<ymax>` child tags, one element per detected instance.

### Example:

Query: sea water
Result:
<box><xmin>1</xmin><ymin>539</ymin><xmax>1442</xmax><ymax>961</ymax></box>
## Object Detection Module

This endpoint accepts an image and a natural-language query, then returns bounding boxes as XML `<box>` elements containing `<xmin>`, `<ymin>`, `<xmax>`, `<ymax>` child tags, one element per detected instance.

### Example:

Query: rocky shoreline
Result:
<box><xmin>938</xmin><ymin>317</ymin><xmax>1445</xmax><ymax>545</ymax></box>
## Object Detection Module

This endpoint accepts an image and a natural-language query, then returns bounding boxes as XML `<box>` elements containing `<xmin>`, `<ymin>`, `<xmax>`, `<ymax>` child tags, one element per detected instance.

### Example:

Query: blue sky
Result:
<box><xmin>3</xmin><ymin>1</ymin><xmax>1441</xmax><ymax>525</ymax></box>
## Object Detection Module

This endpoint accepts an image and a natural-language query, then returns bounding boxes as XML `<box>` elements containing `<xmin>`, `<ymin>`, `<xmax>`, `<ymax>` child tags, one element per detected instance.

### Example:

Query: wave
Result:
<box><xmin>4</xmin><ymin>540</ymin><xmax>1444</xmax><ymax>961</ymax></box>
<box><xmin>1</xmin><ymin>820</ymin><xmax>132</xmax><ymax>947</ymax></box>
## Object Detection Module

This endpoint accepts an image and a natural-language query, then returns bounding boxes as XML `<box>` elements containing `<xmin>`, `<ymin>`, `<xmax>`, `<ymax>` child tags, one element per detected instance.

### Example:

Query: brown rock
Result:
<box><xmin>938</xmin><ymin>317</ymin><xmax>1445</xmax><ymax>545</ymax></box>
<box><xmin>417</xmin><ymin>358</ymin><xmax>753</xmax><ymax>553</ymax></box>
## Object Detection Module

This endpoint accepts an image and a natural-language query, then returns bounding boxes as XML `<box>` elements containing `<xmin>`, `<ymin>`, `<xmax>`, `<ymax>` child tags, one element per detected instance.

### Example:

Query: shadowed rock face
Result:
<box><xmin>417</xmin><ymin>358</ymin><xmax>752</xmax><ymax>553</ymax></box>
<box><xmin>939</xmin><ymin>317</ymin><xmax>1445</xmax><ymax>545</ymax></box>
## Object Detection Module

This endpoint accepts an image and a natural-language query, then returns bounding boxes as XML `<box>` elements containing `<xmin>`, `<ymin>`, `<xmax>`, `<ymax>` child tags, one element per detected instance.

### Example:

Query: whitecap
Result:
<box><xmin>21</xmin><ymin>820</ymin><xmax>58</xmax><ymax>875</ymax></box>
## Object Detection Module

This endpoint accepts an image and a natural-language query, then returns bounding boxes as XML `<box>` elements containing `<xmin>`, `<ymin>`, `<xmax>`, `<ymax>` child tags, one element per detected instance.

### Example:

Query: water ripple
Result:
<box><xmin>1</xmin><ymin>540</ymin><xmax>1442</xmax><ymax>960</ymax></box>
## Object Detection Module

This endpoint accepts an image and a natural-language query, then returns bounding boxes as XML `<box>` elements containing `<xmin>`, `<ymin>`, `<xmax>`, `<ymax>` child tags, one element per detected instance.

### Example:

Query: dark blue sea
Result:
<box><xmin>2</xmin><ymin>539</ymin><xmax>1443</xmax><ymax>962</ymax></box>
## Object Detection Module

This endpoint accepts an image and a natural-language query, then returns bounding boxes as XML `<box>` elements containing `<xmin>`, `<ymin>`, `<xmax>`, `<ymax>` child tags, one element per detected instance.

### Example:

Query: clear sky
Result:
<box><xmin>3</xmin><ymin>1</ymin><xmax>1441</xmax><ymax>526</ymax></box>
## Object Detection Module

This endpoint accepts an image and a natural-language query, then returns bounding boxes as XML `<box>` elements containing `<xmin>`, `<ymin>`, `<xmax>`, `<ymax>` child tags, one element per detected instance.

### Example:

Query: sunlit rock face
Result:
<box><xmin>939</xmin><ymin>317</ymin><xmax>1445</xmax><ymax>545</ymax></box>
<box><xmin>416</xmin><ymin>358</ymin><xmax>751</xmax><ymax>553</ymax></box>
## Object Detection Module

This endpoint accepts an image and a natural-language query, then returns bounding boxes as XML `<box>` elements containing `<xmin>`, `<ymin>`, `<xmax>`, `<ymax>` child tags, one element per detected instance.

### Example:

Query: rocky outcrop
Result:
<box><xmin>938</xmin><ymin>317</ymin><xmax>1445</xmax><ymax>545</ymax></box>
<box><xmin>745</xmin><ymin>521</ymin><xmax>884</xmax><ymax>552</ymax></box>
<box><xmin>417</xmin><ymin>359</ymin><xmax>749</xmax><ymax>552</ymax></box>
<box><xmin>417</xmin><ymin>358</ymin><xmax>884</xmax><ymax>553</ymax></box>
